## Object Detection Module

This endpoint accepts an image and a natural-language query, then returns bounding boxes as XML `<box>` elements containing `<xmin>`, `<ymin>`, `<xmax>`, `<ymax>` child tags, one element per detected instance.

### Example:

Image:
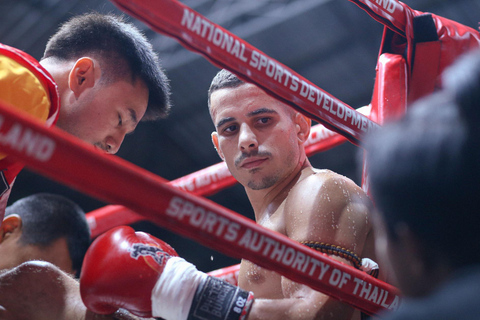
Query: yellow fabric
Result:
<box><xmin>0</xmin><ymin>55</ymin><xmax>51</xmax><ymax>159</ymax></box>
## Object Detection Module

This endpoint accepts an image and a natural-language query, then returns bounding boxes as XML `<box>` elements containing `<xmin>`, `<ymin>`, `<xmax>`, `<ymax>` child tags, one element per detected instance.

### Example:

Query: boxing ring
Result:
<box><xmin>2</xmin><ymin>0</ymin><xmax>480</xmax><ymax>317</ymax></box>
<box><xmin>0</xmin><ymin>99</ymin><xmax>398</xmax><ymax>315</ymax></box>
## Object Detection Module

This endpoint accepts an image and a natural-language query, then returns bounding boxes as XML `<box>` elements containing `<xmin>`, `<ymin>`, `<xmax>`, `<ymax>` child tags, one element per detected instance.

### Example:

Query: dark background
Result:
<box><xmin>1</xmin><ymin>0</ymin><xmax>479</xmax><ymax>272</ymax></box>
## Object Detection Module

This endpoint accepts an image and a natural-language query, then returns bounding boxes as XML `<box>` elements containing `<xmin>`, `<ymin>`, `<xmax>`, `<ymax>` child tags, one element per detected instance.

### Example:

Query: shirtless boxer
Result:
<box><xmin>79</xmin><ymin>69</ymin><xmax>378</xmax><ymax>320</ymax></box>
<box><xmin>207</xmin><ymin>69</ymin><xmax>378</xmax><ymax>319</ymax></box>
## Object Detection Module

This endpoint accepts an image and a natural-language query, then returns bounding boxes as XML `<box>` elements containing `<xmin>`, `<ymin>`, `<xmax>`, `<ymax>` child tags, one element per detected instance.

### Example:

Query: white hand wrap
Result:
<box><xmin>361</xmin><ymin>257</ymin><xmax>380</xmax><ymax>278</ymax></box>
<box><xmin>152</xmin><ymin>256</ymin><xmax>208</xmax><ymax>320</ymax></box>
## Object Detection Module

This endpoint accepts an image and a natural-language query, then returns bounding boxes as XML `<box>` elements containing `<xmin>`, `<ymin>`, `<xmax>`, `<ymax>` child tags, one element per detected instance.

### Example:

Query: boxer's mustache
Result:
<box><xmin>234</xmin><ymin>151</ymin><xmax>272</xmax><ymax>167</ymax></box>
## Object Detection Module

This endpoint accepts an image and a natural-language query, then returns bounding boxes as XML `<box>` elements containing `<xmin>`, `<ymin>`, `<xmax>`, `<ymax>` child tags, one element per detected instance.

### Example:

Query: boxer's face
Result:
<box><xmin>210</xmin><ymin>83</ymin><xmax>308</xmax><ymax>190</ymax></box>
<box><xmin>55</xmin><ymin>58</ymin><xmax>148</xmax><ymax>155</ymax></box>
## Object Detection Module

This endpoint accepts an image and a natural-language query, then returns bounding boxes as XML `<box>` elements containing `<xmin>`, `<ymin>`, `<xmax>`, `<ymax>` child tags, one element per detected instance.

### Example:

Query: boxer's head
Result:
<box><xmin>0</xmin><ymin>193</ymin><xmax>90</xmax><ymax>277</ymax></box>
<box><xmin>208</xmin><ymin>69</ymin><xmax>311</xmax><ymax>191</ymax></box>
<box><xmin>363</xmin><ymin>49</ymin><xmax>480</xmax><ymax>297</ymax></box>
<box><xmin>40</xmin><ymin>13</ymin><xmax>171</xmax><ymax>154</ymax></box>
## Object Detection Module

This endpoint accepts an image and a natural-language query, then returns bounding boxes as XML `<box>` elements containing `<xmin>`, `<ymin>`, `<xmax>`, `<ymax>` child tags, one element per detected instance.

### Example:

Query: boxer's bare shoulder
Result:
<box><xmin>285</xmin><ymin>168</ymin><xmax>371</xmax><ymax>255</ymax></box>
<box><xmin>0</xmin><ymin>261</ymin><xmax>70</xmax><ymax>319</ymax></box>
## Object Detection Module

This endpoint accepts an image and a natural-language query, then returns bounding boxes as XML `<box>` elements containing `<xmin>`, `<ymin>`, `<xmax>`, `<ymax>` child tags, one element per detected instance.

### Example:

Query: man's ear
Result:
<box><xmin>0</xmin><ymin>214</ymin><xmax>22</xmax><ymax>242</ymax></box>
<box><xmin>68</xmin><ymin>57</ymin><xmax>99</xmax><ymax>98</ymax></box>
<box><xmin>294</xmin><ymin>113</ymin><xmax>311</xmax><ymax>144</ymax></box>
<box><xmin>211</xmin><ymin>132</ymin><xmax>225</xmax><ymax>161</ymax></box>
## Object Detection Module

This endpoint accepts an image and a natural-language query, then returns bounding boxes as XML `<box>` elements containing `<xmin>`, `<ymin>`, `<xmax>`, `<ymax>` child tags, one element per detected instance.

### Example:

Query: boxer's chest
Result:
<box><xmin>237</xmin><ymin>206</ymin><xmax>287</xmax><ymax>298</ymax></box>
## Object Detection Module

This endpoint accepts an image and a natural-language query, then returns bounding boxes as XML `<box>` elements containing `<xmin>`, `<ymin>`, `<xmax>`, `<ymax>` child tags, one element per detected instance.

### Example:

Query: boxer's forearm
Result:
<box><xmin>85</xmin><ymin>308</ymin><xmax>154</xmax><ymax>320</ymax></box>
<box><xmin>247</xmin><ymin>296</ymin><xmax>354</xmax><ymax>320</ymax></box>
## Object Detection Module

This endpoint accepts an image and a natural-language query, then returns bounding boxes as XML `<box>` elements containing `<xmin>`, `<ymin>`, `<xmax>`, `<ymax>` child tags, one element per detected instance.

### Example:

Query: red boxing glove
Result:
<box><xmin>80</xmin><ymin>226</ymin><xmax>178</xmax><ymax>317</ymax></box>
<box><xmin>81</xmin><ymin>226</ymin><xmax>254</xmax><ymax>320</ymax></box>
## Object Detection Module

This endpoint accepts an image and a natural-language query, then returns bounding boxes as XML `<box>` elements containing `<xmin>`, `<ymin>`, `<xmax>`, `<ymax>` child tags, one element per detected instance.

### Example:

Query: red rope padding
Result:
<box><xmin>207</xmin><ymin>263</ymin><xmax>241</xmax><ymax>286</ymax></box>
<box><xmin>171</xmin><ymin>160</ymin><xmax>236</xmax><ymax>197</ymax></box>
<box><xmin>347</xmin><ymin>0</ymin><xmax>410</xmax><ymax>37</ymax></box>
<box><xmin>87</xmin><ymin>205</ymin><xmax>145</xmax><ymax>237</ymax></box>
<box><xmin>108</xmin><ymin>0</ymin><xmax>378</xmax><ymax>146</ymax></box>
<box><xmin>87</xmin><ymin>106</ymin><xmax>371</xmax><ymax>238</ymax></box>
<box><xmin>361</xmin><ymin>53</ymin><xmax>408</xmax><ymax>195</ymax></box>
<box><xmin>349</xmin><ymin>0</ymin><xmax>480</xmax><ymax>96</ymax></box>
<box><xmin>0</xmin><ymin>100</ymin><xmax>399</xmax><ymax>315</ymax></box>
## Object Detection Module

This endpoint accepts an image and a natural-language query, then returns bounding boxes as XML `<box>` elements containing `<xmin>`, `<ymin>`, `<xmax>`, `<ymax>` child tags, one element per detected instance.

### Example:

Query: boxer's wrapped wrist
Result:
<box><xmin>187</xmin><ymin>276</ymin><xmax>254</xmax><ymax>320</ymax></box>
<box><xmin>151</xmin><ymin>257</ymin><xmax>254</xmax><ymax>320</ymax></box>
<box><xmin>152</xmin><ymin>257</ymin><xmax>208</xmax><ymax>319</ymax></box>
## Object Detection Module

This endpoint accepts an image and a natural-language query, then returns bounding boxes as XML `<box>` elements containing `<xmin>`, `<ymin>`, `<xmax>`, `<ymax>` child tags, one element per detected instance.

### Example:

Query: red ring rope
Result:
<box><xmin>348</xmin><ymin>0</ymin><xmax>410</xmax><ymax>36</ymax></box>
<box><xmin>108</xmin><ymin>0</ymin><xmax>379</xmax><ymax>146</ymax></box>
<box><xmin>207</xmin><ymin>263</ymin><xmax>241</xmax><ymax>286</ymax></box>
<box><xmin>0</xmin><ymin>100</ymin><xmax>399</xmax><ymax>315</ymax></box>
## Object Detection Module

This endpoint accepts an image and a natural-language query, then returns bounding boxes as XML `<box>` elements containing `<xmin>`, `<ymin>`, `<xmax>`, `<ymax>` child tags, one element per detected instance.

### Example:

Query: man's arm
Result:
<box><xmin>247</xmin><ymin>288</ymin><xmax>355</xmax><ymax>320</ymax></box>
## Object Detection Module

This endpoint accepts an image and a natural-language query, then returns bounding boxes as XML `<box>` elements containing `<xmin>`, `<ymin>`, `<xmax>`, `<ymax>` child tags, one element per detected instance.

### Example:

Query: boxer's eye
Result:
<box><xmin>223</xmin><ymin>124</ymin><xmax>237</xmax><ymax>133</ymax></box>
<box><xmin>256</xmin><ymin>117</ymin><xmax>271</xmax><ymax>125</ymax></box>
